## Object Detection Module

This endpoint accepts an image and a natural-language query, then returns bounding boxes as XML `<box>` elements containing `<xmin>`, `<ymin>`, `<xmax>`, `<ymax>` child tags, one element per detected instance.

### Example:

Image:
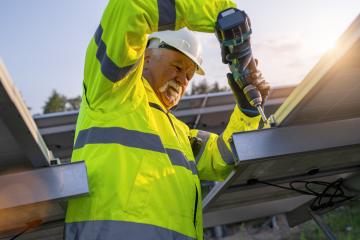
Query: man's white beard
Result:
<box><xmin>158</xmin><ymin>80</ymin><xmax>182</xmax><ymax>105</ymax></box>
<box><xmin>159</xmin><ymin>80</ymin><xmax>181</xmax><ymax>94</ymax></box>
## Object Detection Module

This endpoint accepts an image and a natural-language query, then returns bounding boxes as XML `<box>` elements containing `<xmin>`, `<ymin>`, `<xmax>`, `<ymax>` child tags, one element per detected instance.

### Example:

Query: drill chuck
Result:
<box><xmin>243</xmin><ymin>84</ymin><xmax>267</xmax><ymax>122</ymax></box>
<box><xmin>243</xmin><ymin>84</ymin><xmax>262</xmax><ymax>107</ymax></box>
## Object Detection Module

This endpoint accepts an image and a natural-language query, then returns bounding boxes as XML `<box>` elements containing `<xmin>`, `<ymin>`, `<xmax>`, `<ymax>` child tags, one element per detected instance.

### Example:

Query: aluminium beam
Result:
<box><xmin>0</xmin><ymin>218</ymin><xmax>65</xmax><ymax>240</ymax></box>
<box><xmin>0</xmin><ymin>61</ymin><xmax>52</xmax><ymax>167</ymax></box>
<box><xmin>192</xmin><ymin>94</ymin><xmax>208</xmax><ymax>128</ymax></box>
<box><xmin>231</xmin><ymin>117</ymin><xmax>360</xmax><ymax>163</ymax></box>
<box><xmin>204</xmin><ymin>195</ymin><xmax>313</xmax><ymax>228</ymax></box>
<box><xmin>0</xmin><ymin>201</ymin><xmax>65</xmax><ymax>238</ymax></box>
<box><xmin>39</xmin><ymin>124</ymin><xmax>76</xmax><ymax>136</ymax></box>
<box><xmin>35</xmin><ymin>97</ymin><xmax>286</xmax><ymax>136</ymax></box>
<box><xmin>0</xmin><ymin>161</ymin><xmax>88</xmax><ymax>210</ymax></box>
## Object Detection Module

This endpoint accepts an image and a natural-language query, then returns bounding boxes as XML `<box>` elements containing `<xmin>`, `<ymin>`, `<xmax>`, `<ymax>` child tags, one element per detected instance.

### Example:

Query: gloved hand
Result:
<box><xmin>227</xmin><ymin>60</ymin><xmax>270</xmax><ymax>117</ymax></box>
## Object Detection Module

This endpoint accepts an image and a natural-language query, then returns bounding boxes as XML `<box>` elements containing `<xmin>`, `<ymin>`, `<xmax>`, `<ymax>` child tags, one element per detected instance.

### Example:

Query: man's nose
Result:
<box><xmin>176</xmin><ymin>72</ymin><xmax>189</xmax><ymax>87</ymax></box>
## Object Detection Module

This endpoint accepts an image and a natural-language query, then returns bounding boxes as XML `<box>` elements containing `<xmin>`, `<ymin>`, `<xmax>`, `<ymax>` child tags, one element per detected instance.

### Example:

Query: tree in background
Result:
<box><xmin>210</xmin><ymin>82</ymin><xmax>228</xmax><ymax>93</ymax></box>
<box><xmin>43</xmin><ymin>90</ymin><xmax>81</xmax><ymax>114</ymax></box>
<box><xmin>43</xmin><ymin>90</ymin><xmax>67</xmax><ymax>114</ymax></box>
<box><xmin>66</xmin><ymin>96</ymin><xmax>82</xmax><ymax>111</ymax></box>
<box><xmin>43</xmin><ymin>80</ymin><xmax>227</xmax><ymax>113</ymax></box>
<box><xmin>188</xmin><ymin>79</ymin><xmax>228</xmax><ymax>95</ymax></box>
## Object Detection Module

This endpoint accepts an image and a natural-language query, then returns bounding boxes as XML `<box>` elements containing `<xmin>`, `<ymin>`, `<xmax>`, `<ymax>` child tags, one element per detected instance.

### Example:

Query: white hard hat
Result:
<box><xmin>148</xmin><ymin>28</ymin><xmax>205</xmax><ymax>75</ymax></box>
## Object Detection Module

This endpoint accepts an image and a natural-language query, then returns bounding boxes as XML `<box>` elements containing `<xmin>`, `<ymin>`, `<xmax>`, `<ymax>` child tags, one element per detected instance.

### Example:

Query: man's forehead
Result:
<box><xmin>172</xmin><ymin>54</ymin><xmax>196</xmax><ymax>69</ymax></box>
<box><xmin>173</xmin><ymin>58</ymin><xmax>194</xmax><ymax>66</ymax></box>
<box><xmin>155</xmin><ymin>48</ymin><xmax>196</xmax><ymax>71</ymax></box>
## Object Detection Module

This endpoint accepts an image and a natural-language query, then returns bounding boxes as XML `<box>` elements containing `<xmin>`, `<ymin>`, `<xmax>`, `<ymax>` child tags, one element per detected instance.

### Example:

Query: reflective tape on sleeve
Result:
<box><xmin>94</xmin><ymin>25</ymin><xmax>136</xmax><ymax>82</ymax></box>
<box><xmin>217</xmin><ymin>136</ymin><xmax>234</xmax><ymax>165</ymax></box>
<box><xmin>158</xmin><ymin>0</ymin><xmax>176</xmax><ymax>31</ymax></box>
<box><xmin>195</xmin><ymin>130</ymin><xmax>211</xmax><ymax>164</ymax></box>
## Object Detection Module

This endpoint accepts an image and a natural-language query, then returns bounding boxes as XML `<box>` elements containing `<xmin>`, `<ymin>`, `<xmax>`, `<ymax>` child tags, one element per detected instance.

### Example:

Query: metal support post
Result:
<box><xmin>309</xmin><ymin>210</ymin><xmax>337</xmax><ymax>240</ymax></box>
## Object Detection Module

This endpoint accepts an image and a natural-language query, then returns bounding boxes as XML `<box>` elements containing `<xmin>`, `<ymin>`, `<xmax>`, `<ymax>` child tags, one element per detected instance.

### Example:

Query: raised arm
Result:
<box><xmin>82</xmin><ymin>0</ymin><xmax>236</xmax><ymax>111</ymax></box>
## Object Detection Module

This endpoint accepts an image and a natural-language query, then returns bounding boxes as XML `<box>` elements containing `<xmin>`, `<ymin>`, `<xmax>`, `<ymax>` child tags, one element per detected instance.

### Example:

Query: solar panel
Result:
<box><xmin>34</xmin><ymin>86</ymin><xmax>291</xmax><ymax>160</ymax></box>
<box><xmin>203</xmin><ymin>14</ymin><xmax>360</xmax><ymax>228</ymax></box>
<box><xmin>0</xmin><ymin>61</ymin><xmax>54</xmax><ymax>171</ymax></box>
<box><xmin>274</xmin><ymin>14</ymin><xmax>360</xmax><ymax>127</ymax></box>
<box><xmin>203</xmin><ymin>118</ymin><xmax>360</xmax><ymax>227</ymax></box>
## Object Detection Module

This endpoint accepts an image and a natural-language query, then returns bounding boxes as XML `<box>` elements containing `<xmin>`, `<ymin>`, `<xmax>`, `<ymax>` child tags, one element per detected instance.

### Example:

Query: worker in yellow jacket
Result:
<box><xmin>65</xmin><ymin>0</ymin><xmax>270</xmax><ymax>239</ymax></box>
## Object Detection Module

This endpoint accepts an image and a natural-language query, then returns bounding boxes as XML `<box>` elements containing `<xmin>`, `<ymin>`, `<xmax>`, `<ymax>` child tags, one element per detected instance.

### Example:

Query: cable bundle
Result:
<box><xmin>249</xmin><ymin>178</ymin><xmax>354</xmax><ymax>211</ymax></box>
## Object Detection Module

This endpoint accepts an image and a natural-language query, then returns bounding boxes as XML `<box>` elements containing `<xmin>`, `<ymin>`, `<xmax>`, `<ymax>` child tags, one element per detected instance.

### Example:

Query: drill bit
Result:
<box><xmin>256</xmin><ymin>105</ymin><xmax>267</xmax><ymax>123</ymax></box>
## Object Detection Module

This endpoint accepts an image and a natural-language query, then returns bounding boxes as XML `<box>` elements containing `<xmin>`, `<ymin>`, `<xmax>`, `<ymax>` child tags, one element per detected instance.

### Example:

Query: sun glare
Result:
<box><xmin>304</xmin><ymin>23</ymin><xmax>341</xmax><ymax>57</ymax></box>
<box><xmin>307</xmin><ymin>34</ymin><xmax>338</xmax><ymax>56</ymax></box>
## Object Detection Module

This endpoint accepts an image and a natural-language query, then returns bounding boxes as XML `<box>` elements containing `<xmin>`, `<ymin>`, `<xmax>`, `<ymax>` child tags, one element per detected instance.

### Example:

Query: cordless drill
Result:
<box><xmin>215</xmin><ymin>8</ymin><xmax>267</xmax><ymax>122</ymax></box>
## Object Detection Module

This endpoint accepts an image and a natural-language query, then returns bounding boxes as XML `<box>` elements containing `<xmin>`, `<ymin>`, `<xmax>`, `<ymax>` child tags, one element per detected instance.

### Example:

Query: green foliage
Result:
<box><xmin>299</xmin><ymin>200</ymin><xmax>360</xmax><ymax>239</ymax></box>
<box><xmin>66</xmin><ymin>96</ymin><xmax>82</xmax><ymax>111</ymax></box>
<box><xmin>43</xmin><ymin>90</ymin><xmax>67</xmax><ymax>114</ymax></box>
<box><xmin>43</xmin><ymin>89</ymin><xmax>81</xmax><ymax>114</ymax></box>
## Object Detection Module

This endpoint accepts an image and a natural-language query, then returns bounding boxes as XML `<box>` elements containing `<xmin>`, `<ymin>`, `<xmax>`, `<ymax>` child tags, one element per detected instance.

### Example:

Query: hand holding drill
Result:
<box><xmin>215</xmin><ymin>8</ymin><xmax>270</xmax><ymax>121</ymax></box>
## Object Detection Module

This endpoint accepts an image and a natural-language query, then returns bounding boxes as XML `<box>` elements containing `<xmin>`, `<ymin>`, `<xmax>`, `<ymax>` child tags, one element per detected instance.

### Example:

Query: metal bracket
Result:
<box><xmin>0</xmin><ymin>161</ymin><xmax>88</xmax><ymax>210</ymax></box>
<box><xmin>309</xmin><ymin>210</ymin><xmax>337</xmax><ymax>240</ymax></box>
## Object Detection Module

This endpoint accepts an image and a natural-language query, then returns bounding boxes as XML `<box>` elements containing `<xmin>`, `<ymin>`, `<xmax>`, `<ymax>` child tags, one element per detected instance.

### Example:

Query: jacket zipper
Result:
<box><xmin>165</xmin><ymin>113</ymin><xmax>179</xmax><ymax>138</ymax></box>
<box><xmin>149</xmin><ymin>102</ymin><xmax>198</xmax><ymax>230</ymax></box>
<box><xmin>193</xmin><ymin>185</ymin><xmax>198</xmax><ymax>228</ymax></box>
<box><xmin>165</xmin><ymin>110</ymin><xmax>198</xmax><ymax>228</ymax></box>
<box><xmin>166</xmin><ymin>110</ymin><xmax>198</xmax><ymax>228</ymax></box>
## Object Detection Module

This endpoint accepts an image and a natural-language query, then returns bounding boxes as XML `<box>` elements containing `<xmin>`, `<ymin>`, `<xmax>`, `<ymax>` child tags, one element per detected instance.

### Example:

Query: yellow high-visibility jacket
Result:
<box><xmin>65</xmin><ymin>0</ymin><xmax>260</xmax><ymax>239</ymax></box>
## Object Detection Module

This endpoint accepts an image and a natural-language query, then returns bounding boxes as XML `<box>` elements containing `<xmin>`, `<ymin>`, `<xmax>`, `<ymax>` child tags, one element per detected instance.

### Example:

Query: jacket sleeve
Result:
<box><xmin>190</xmin><ymin>107</ymin><xmax>261</xmax><ymax>181</ymax></box>
<box><xmin>83</xmin><ymin>0</ymin><xmax>236</xmax><ymax>111</ymax></box>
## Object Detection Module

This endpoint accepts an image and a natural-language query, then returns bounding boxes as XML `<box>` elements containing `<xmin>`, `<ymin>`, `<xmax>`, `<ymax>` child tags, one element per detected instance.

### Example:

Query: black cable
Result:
<box><xmin>252</xmin><ymin>178</ymin><xmax>354</xmax><ymax>211</ymax></box>
<box><xmin>9</xmin><ymin>219</ymin><xmax>42</xmax><ymax>240</ymax></box>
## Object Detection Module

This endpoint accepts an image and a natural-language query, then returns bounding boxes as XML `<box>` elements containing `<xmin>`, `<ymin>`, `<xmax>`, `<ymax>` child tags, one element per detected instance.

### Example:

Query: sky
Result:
<box><xmin>0</xmin><ymin>0</ymin><xmax>359</xmax><ymax>114</ymax></box>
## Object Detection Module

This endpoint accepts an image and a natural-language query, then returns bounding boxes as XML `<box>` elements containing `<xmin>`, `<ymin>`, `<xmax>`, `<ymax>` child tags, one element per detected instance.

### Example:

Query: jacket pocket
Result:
<box><xmin>125</xmin><ymin>152</ymin><xmax>161</xmax><ymax>216</ymax></box>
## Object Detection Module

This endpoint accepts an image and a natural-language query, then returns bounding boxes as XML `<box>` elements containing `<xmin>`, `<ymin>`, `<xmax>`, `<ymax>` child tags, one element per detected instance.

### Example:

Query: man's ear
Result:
<box><xmin>144</xmin><ymin>48</ymin><xmax>153</xmax><ymax>63</ymax></box>
<box><xmin>143</xmin><ymin>49</ymin><xmax>153</xmax><ymax>74</ymax></box>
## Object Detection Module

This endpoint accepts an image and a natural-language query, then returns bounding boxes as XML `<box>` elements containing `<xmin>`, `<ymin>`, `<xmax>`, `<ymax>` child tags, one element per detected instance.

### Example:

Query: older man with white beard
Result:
<box><xmin>64</xmin><ymin>0</ymin><xmax>269</xmax><ymax>239</ymax></box>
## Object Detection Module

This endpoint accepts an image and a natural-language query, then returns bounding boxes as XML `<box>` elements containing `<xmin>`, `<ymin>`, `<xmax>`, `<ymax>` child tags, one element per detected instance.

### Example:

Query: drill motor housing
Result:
<box><xmin>215</xmin><ymin>8</ymin><xmax>253</xmax><ymax>70</ymax></box>
<box><xmin>215</xmin><ymin>8</ymin><xmax>263</xmax><ymax>110</ymax></box>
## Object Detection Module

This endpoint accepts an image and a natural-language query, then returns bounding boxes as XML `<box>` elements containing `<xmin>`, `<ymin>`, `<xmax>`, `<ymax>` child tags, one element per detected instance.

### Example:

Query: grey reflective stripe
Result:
<box><xmin>166</xmin><ymin>148</ymin><xmax>198</xmax><ymax>175</ymax></box>
<box><xmin>73</xmin><ymin>127</ymin><xmax>197</xmax><ymax>175</ymax></box>
<box><xmin>94</xmin><ymin>25</ymin><xmax>135</xmax><ymax>82</ymax></box>
<box><xmin>188</xmin><ymin>161</ymin><xmax>198</xmax><ymax>175</ymax></box>
<box><xmin>158</xmin><ymin>0</ymin><xmax>176</xmax><ymax>31</ymax></box>
<box><xmin>195</xmin><ymin>130</ymin><xmax>211</xmax><ymax>164</ymax></box>
<box><xmin>217</xmin><ymin>136</ymin><xmax>234</xmax><ymax>165</ymax></box>
<box><xmin>65</xmin><ymin>220</ymin><xmax>195</xmax><ymax>240</ymax></box>
<box><xmin>74</xmin><ymin>127</ymin><xmax>165</xmax><ymax>153</ymax></box>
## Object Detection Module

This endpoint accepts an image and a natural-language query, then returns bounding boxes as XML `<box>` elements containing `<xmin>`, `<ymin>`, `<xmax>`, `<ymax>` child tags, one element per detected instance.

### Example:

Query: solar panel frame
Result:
<box><xmin>202</xmin><ymin>14</ymin><xmax>360</xmax><ymax>227</ymax></box>
<box><xmin>273</xmin><ymin>14</ymin><xmax>360</xmax><ymax>127</ymax></box>
<box><xmin>0</xmin><ymin>61</ymin><xmax>52</xmax><ymax>169</ymax></box>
